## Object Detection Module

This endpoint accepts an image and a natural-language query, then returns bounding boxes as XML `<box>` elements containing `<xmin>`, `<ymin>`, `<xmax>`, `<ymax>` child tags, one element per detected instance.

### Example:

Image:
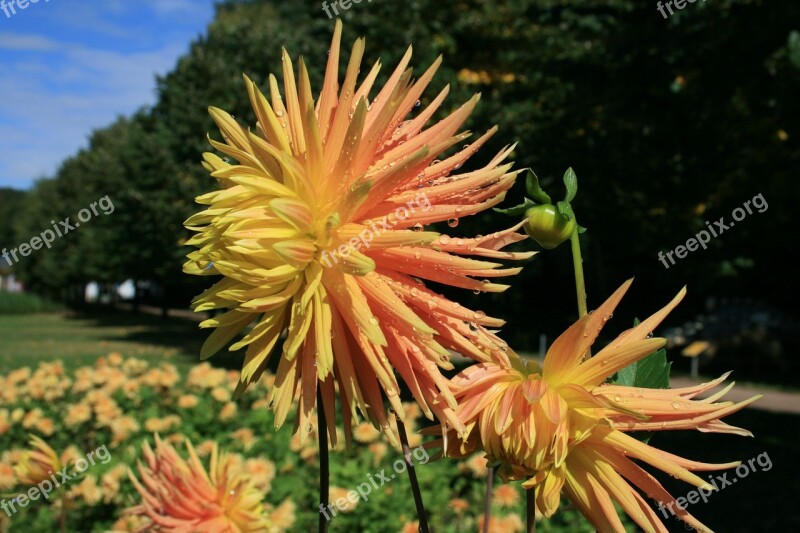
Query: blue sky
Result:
<box><xmin>0</xmin><ymin>0</ymin><xmax>217</xmax><ymax>190</ymax></box>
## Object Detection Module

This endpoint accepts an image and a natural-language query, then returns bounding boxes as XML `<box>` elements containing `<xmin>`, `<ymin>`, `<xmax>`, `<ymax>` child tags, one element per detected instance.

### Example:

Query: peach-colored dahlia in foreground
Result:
<box><xmin>184</xmin><ymin>20</ymin><xmax>531</xmax><ymax>443</ymax></box>
<box><xmin>126</xmin><ymin>435</ymin><xmax>271</xmax><ymax>532</ymax></box>
<box><xmin>431</xmin><ymin>280</ymin><xmax>760</xmax><ymax>533</ymax></box>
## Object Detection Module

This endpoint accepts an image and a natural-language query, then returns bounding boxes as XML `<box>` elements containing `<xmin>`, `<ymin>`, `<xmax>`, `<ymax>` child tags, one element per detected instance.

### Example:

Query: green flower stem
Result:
<box><xmin>483</xmin><ymin>467</ymin><xmax>494</xmax><ymax>533</ymax></box>
<box><xmin>317</xmin><ymin>390</ymin><xmax>330</xmax><ymax>533</ymax></box>
<box><xmin>570</xmin><ymin>229</ymin><xmax>587</xmax><ymax>319</ymax></box>
<box><xmin>526</xmin><ymin>487</ymin><xmax>536</xmax><ymax>533</ymax></box>
<box><xmin>397</xmin><ymin>419</ymin><xmax>430</xmax><ymax>533</ymax></box>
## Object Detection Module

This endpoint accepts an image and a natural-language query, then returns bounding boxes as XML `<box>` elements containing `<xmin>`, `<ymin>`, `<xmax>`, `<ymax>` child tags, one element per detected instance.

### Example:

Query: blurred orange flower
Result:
<box><xmin>14</xmin><ymin>435</ymin><xmax>62</xmax><ymax>485</ymax></box>
<box><xmin>126</xmin><ymin>435</ymin><xmax>270</xmax><ymax>532</ymax></box>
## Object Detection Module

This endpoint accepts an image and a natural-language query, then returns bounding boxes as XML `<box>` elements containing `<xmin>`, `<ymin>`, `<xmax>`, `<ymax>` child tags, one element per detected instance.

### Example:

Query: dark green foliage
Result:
<box><xmin>7</xmin><ymin>0</ymin><xmax>798</xmax><ymax>361</ymax></box>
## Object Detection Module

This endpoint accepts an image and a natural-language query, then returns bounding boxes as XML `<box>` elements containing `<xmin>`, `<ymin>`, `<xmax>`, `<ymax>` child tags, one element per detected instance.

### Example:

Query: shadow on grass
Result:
<box><xmin>65</xmin><ymin>307</ymin><xmax>246</xmax><ymax>371</ymax></box>
<box><xmin>653</xmin><ymin>408</ymin><xmax>800</xmax><ymax>532</ymax></box>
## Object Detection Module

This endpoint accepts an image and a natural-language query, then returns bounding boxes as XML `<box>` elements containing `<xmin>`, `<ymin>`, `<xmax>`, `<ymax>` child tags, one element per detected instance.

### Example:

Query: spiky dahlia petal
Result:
<box><xmin>185</xmin><ymin>21</ymin><xmax>526</xmax><ymax>441</ymax></box>
<box><xmin>432</xmin><ymin>281</ymin><xmax>759</xmax><ymax>532</ymax></box>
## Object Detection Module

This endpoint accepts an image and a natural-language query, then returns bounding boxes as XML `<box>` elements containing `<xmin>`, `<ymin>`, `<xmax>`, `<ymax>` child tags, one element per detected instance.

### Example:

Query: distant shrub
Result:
<box><xmin>0</xmin><ymin>292</ymin><xmax>61</xmax><ymax>314</ymax></box>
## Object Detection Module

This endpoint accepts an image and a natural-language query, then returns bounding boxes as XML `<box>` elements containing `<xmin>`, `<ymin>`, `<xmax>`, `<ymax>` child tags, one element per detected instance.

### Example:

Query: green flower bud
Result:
<box><xmin>523</xmin><ymin>205</ymin><xmax>576</xmax><ymax>249</ymax></box>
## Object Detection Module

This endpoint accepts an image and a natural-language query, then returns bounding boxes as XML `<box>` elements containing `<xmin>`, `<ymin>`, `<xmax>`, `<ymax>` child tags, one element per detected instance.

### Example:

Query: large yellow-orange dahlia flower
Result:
<box><xmin>433</xmin><ymin>280</ymin><xmax>760</xmax><ymax>532</ymax></box>
<box><xmin>184</xmin><ymin>20</ymin><xmax>531</xmax><ymax>442</ymax></box>
<box><xmin>126</xmin><ymin>435</ymin><xmax>269</xmax><ymax>532</ymax></box>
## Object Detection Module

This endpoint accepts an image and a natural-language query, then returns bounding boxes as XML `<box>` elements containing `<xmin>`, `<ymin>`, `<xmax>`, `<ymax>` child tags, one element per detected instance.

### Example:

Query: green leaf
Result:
<box><xmin>563</xmin><ymin>167</ymin><xmax>578</xmax><ymax>203</ymax></box>
<box><xmin>494</xmin><ymin>197</ymin><xmax>536</xmax><ymax>217</ymax></box>
<box><xmin>525</xmin><ymin>170</ymin><xmax>552</xmax><ymax>204</ymax></box>
<box><xmin>611</xmin><ymin>318</ymin><xmax>672</xmax><ymax>388</ymax></box>
<box><xmin>555</xmin><ymin>200</ymin><xmax>575</xmax><ymax>221</ymax></box>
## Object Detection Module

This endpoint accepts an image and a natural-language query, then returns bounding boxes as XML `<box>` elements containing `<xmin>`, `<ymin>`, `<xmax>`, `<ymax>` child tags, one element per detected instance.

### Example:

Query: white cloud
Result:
<box><xmin>0</xmin><ymin>36</ymin><xmax>185</xmax><ymax>188</ymax></box>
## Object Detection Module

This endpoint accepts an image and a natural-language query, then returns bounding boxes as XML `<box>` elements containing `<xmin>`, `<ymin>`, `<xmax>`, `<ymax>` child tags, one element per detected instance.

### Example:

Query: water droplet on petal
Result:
<box><xmin>447</xmin><ymin>218</ymin><xmax>459</xmax><ymax>228</ymax></box>
<box><xmin>369</xmin><ymin>316</ymin><xmax>379</xmax><ymax>326</ymax></box>
<box><xmin>412</xmin><ymin>223</ymin><xmax>424</xmax><ymax>232</ymax></box>
<box><xmin>440</xmin><ymin>235</ymin><xmax>451</xmax><ymax>244</ymax></box>
<box><xmin>613</xmin><ymin>394</ymin><xmax>622</xmax><ymax>402</ymax></box>
<box><xmin>414</xmin><ymin>99</ymin><xmax>421</xmax><ymax>107</ymax></box>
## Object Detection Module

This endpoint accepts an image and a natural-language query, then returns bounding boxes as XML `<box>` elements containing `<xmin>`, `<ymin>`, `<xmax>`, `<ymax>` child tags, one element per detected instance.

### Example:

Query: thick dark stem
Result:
<box><xmin>317</xmin><ymin>390</ymin><xmax>330</xmax><ymax>533</ymax></box>
<box><xmin>526</xmin><ymin>486</ymin><xmax>536</xmax><ymax>533</ymax></box>
<box><xmin>483</xmin><ymin>466</ymin><xmax>494</xmax><ymax>533</ymax></box>
<box><xmin>397</xmin><ymin>418</ymin><xmax>430</xmax><ymax>533</ymax></box>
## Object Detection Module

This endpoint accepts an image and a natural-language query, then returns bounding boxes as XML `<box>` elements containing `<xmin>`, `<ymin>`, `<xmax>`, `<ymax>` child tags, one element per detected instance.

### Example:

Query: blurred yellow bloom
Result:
<box><xmin>68</xmin><ymin>474</ymin><xmax>103</xmax><ymax>506</ymax></box>
<box><xmin>144</xmin><ymin>415</ymin><xmax>181</xmax><ymax>434</ymax></box>
<box><xmin>110</xmin><ymin>416</ymin><xmax>141</xmax><ymax>446</ymax></box>
<box><xmin>268</xmin><ymin>500</ymin><xmax>296</xmax><ymax>532</ymax></box>
<box><xmin>244</xmin><ymin>458</ymin><xmax>276</xmax><ymax>493</ymax></box>
<box><xmin>126</xmin><ymin>435</ymin><xmax>271</xmax><ymax>532</ymax></box>
<box><xmin>101</xmin><ymin>464</ymin><xmax>129</xmax><ymax>504</ymax></box>
<box><xmin>368</xmin><ymin>442</ymin><xmax>388</xmax><ymax>466</ymax></box>
<box><xmin>187</xmin><ymin>363</ymin><xmax>228</xmax><ymax>389</ymax></box>
<box><xmin>493</xmin><ymin>484</ymin><xmax>520</xmax><ymax>508</ymax></box>
<box><xmin>329</xmin><ymin>487</ymin><xmax>359</xmax><ymax>513</ymax></box>
<box><xmin>21</xmin><ymin>408</ymin><xmax>44</xmax><ymax>429</ymax></box>
<box><xmin>0</xmin><ymin>410</ymin><xmax>9</xmax><ymax>435</ymax></box>
<box><xmin>448</xmin><ymin>498</ymin><xmax>469</xmax><ymax>513</ymax></box>
<box><xmin>399</xmin><ymin>521</ymin><xmax>420</xmax><ymax>533</ymax></box>
<box><xmin>14</xmin><ymin>435</ymin><xmax>62</xmax><ymax>485</ymax></box>
<box><xmin>195</xmin><ymin>440</ymin><xmax>217</xmax><ymax>458</ymax></box>
<box><xmin>353</xmin><ymin>422</ymin><xmax>381</xmax><ymax>443</ymax></box>
<box><xmin>122</xmin><ymin>358</ymin><xmax>149</xmax><ymax>376</ymax></box>
<box><xmin>59</xmin><ymin>445</ymin><xmax>83</xmax><ymax>468</ymax></box>
<box><xmin>34</xmin><ymin>418</ymin><xmax>55</xmax><ymax>436</ymax></box>
<box><xmin>178</xmin><ymin>394</ymin><xmax>200</xmax><ymax>408</ymax></box>
<box><xmin>461</xmin><ymin>454</ymin><xmax>488</xmax><ymax>478</ymax></box>
<box><xmin>437</xmin><ymin>280</ymin><xmax>760</xmax><ymax>532</ymax></box>
<box><xmin>65</xmin><ymin>403</ymin><xmax>92</xmax><ymax>427</ymax></box>
<box><xmin>6</xmin><ymin>367</ymin><xmax>31</xmax><ymax>384</ymax></box>
<box><xmin>0</xmin><ymin>462</ymin><xmax>15</xmax><ymax>490</ymax></box>
<box><xmin>109</xmin><ymin>514</ymin><xmax>150</xmax><ymax>532</ymax></box>
<box><xmin>212</xmin><ymin>386</ymin><xmax>230</xmax><ymax>402</ymax></box>
<box><xmin>219</xmin><ymin>402</ymin><xmax>238</xmax><ymax>421</ymax></box>
<box><xmin>232</xmin><ymin>428</ymin><xmax>257</xmax><ymax>451</ymax></box>
<box><xmin>184</xmin><ymin>20</ymin><xmax>529</xmax><ymax>444</ymax></box>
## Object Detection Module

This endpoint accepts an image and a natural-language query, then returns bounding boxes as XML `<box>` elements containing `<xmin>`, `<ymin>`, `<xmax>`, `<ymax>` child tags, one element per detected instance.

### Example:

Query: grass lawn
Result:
<box><xmin>0</xmin><ymin>310</ymin><xmax>217</xmax><ymax>374</ymax></box>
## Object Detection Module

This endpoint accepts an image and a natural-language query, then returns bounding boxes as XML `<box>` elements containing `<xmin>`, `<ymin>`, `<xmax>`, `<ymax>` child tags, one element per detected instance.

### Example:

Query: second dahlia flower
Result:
<box><xmin>432</xmin><ymin>280</ymin><xmax>760</xmax><ymax>532</ymax></box>
<box><xmin>126</xmin><ymin>435</ymin><xmax>269</xmax><ymax>532</ymax></box>
<box><xmin>184</xmin><ymin>20</ymin><xmax>531</xmax><ymax>442</ymax></box>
